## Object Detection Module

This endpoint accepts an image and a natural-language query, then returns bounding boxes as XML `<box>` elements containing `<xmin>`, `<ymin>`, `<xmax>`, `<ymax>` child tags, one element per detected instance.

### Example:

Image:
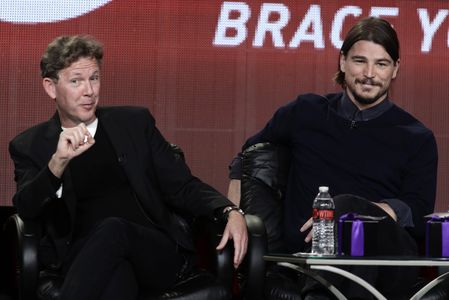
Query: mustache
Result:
<box><xmin>356</xmin><ymin>78</ymin><xmax>382</xmax><ymax>86</ymax></box>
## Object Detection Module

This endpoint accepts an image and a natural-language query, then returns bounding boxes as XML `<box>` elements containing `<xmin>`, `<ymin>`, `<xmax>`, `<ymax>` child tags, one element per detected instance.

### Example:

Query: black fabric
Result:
<box><xmin>9</xmin><ymin>105</ymin><xmax>237</xmax><ymax>299</ymax></box>
<box><xmin>236</xmin><ymin>92</ymin><xmax>437</xmax><ymax>252</ymax></box>
<box><xmin>240</xmin><ymin>142</ymin><xmax>304</xmax><ymax>299</ymax></box>
<box><xmin>334</xmin><ymin>194</ymin><xmax>418</xmax><ymax>256</ymax></box>
<box><xmin>241</xmin><ymin>142</ymin><xmax>290</xmax><ymax>253</ymax></box>
<box><xmin>36</xmin><ymin>271</ymin><xmax>232</xmax><ymax>300</ymax></box>
<box><xmin>10</xmin><ymin>106</ymin><xmax>235</xmax><ymax>259</ymax></box>
<box><xmin>240</xmin><ymin>142</ymin><xmax>447</xmax><ymax>300</ymax></box>
<box><xmin>45</xmin><ymin>166</ymin><xmax>62</xmax><ymax>191</ymax></box>
<box><xmin>264</xmin><ymin>265</ymin><xmax>303</xmax><ymax>300</ymax></box>
<box><xmin>60</xmin><ymin>217</ymin><xmax>187</xmax><ymax>299</ymax></box>
<box><xmin>69</xmin><ymin>122</ymin><xmax>152</xmax><ymax>239</ymax></box>
<box><xmin>303</xmin><ymin>194</ymin><xmax>419</xmax><ymax>300</ymax></box>
<box><xmin>339</xmin><ymin>92</ymin><xmax>393</xmax><ymax>122</ymax></box>
<box><xmin>36</xmin><ymin>265</ymin><xmax>232</xmax><ymax>300</ymax></box>
<box><xmin>4</xmin><ymin>212</ymin><xmax>233</xmax><ymax>300</ymax></box>
<box><xmin>37</xmin><ymin>271</ymin><xmax>62</xmax><ymax>300</ymax></box>
<box><xmin>100</xmin><ymin>260</ymin><xmax>138</xmax><ymax>300</ymax></box>
<box><xmin>145</xmin><ymin>270</ymin><xmax>231</xmax><ymax>300</ymax></box>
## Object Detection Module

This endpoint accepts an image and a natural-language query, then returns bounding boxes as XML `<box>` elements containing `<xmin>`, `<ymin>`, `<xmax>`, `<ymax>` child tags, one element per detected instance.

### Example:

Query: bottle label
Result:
<box><xmin>313</xmin><ymin>208</ymin><xmax>334</xmax><ymax>220</ymax></box>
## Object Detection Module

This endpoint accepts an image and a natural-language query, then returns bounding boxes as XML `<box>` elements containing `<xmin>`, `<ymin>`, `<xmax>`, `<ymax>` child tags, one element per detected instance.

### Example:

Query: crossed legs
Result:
<box><xmin>60</xmin><ymin>217</ymin><xmax>186</xmax><ymax>300</ymax></box>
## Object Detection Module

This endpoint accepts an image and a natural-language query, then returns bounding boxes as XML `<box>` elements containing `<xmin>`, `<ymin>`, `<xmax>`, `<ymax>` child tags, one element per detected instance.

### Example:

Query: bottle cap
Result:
<box><xmin>318</xmin><ymin>186</ymin><xmax>329</xmax><ymax>192</ymax></box>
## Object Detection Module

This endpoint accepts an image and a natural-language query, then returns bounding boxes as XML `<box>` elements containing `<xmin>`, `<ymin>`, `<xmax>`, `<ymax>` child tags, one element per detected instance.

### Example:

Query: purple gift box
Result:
<box><xmin>425</xmin><ymin>214</ymin><xmax>449</xmax><ymax>257</ymax></box>
<box><xmin>337</xmin><ymin>213</ymin><xmax>385</xmax><ymax>256</ymax></box>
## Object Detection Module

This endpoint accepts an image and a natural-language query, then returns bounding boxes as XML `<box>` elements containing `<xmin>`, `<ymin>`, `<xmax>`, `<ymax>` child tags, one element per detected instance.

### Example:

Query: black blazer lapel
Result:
<box><xmin>98</xmin><ymin>109</ymin><xmax>152</xmax><ymax>210</ymax></box>
<box><xmin>94</xmin><ymin>107</ymin><xmax>195</xmax><ymax>250</ymax></box>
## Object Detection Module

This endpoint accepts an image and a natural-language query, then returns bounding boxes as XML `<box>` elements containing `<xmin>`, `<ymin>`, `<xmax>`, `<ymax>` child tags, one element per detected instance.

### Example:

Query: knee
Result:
<box><xmin>334</xmin><ymin>194</ymin><xmax>368</xmax><ymax>210</ymax></box>
<box><xmin>74</xmin><ymin>218</ymin><xmax>132</xmax><ymax>262</ymax></box>
<box><xmin>334</xmin><ymin>194</ymin><xmax>386</xmax><ymax>218</ymax></box>
<box><xmin>93</xmin><ymin>217</ymin><xmax>130</xmax><ymax>242</ymax></box>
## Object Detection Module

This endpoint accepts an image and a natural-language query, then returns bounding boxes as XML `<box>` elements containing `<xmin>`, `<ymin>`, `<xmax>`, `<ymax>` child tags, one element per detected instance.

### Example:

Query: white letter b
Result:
<box><xmin>213</xmin><ymin>2</ymin><xmax>250</xmax><ymax>46</ymax></box>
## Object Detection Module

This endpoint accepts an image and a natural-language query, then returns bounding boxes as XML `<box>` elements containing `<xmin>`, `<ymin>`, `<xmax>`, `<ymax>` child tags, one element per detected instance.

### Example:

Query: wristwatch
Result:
<box><xmin>223</xmin><ymin>206</ymin><xmax>245</xmax><ymax>219</ymax></box>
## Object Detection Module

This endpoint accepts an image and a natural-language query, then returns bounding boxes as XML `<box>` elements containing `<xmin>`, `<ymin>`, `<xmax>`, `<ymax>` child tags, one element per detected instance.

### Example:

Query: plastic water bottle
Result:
<box><xmin>311</xmin><ymin>186</ymin><xmax>335</xmax><ymax>255</ymax></box>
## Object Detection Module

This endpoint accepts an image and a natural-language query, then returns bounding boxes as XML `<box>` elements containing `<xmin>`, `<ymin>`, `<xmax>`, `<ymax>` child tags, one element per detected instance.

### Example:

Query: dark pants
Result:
<box><xmin>59</xmin><ymin>217</ymin><xmax>189</xmax><ymax>300</ymax></box>
<box><xmin>304</xmin><ymin>194</ymin><xmax>419</xmax><ymax>300</ymax></box>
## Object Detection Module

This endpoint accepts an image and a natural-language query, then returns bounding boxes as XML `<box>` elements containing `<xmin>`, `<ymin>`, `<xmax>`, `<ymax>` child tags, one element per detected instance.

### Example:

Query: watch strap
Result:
<box><xmin>223</xmin><ymin>205</ymin><xmax>245</xmax><ymax>219</ymax></box>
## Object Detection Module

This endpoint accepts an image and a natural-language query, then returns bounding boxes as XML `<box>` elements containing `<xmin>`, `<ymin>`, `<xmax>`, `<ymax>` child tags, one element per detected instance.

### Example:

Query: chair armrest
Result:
<box><xmin>242</xmin><ymin>214</ymin><xmax>267</xmax><ymax>300</ymax></box>
<box><xmin>4</xmin><ymin>214</ymin><xmax>40</xmax><ymax>300</ymax></box>
<box><xmin>192</xmin><ymin>217</ymin><xmax>234</xmax><ymax>290</ymax></box>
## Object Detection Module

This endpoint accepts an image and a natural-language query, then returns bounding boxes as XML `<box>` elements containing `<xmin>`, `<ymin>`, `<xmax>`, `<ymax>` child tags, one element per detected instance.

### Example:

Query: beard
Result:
<box><xmin>349</xmin><ymin>78</ymin><xmax>388</xmax><ymax>106</ymax></box>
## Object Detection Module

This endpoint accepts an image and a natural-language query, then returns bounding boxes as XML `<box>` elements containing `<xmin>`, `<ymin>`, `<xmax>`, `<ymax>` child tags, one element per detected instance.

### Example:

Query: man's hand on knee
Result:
<box><xmin>373</xmin><ymin>202</ymin><xmax>398</xmax><ymax>221</ymax></box>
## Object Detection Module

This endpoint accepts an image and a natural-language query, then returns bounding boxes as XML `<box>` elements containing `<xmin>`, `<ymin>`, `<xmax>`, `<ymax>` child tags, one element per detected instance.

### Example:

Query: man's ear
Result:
<box><xmin>392</xmin><ymin>58</ymin><xmax>400</xmax><ymax>79</ymax></box>
<box><xmin>42</xmin><ymin>78</ymin><xmax>56</xmax><ymax>99</ymax></box>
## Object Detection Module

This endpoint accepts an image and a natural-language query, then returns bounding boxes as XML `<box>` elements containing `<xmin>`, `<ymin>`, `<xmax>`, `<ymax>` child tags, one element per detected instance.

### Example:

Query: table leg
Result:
<box><xmin>277</xmin><ymin>262</ymin><xmax>347</xmax><ymax>300</ymax></box>
<box><xmin>409</xmin><ymin>271</ymin><xmax>449</xmax><ymax>300</ymax></box>
<box><xmin>311</xmin><ymin>265</ymin><xmax>387</xmax><ymax>300</ymax></box>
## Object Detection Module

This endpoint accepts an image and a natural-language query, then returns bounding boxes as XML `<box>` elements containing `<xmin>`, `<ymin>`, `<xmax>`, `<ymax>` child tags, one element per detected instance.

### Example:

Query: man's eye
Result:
<box><xmin>352</xmin><ymin>58</ymin><xmax>364</xmax><ymax>63</ymax></box>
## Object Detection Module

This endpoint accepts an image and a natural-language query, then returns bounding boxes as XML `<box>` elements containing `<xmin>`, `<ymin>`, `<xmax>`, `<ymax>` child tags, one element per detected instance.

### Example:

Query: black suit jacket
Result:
<box><xmin>9</xmin><ymin>106</ymin><xmax>232</xmax><ymax>262</ymax></box>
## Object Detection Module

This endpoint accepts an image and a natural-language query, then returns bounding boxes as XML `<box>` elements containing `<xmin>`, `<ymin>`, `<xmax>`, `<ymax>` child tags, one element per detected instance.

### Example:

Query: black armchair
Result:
<box><xmin>4</xmin><ymin>213</ymin><xmax>234</xmax><ymax>300</ymax></box>
<box><xmin>239</xmin><ymin>142</ymin><xmax>304</xmax><ymax>300</ymax></box>
<box><xmin>240</xmin><ymin>142</ymin><xmax>449</xmax><ymax>300</ymax></box>
<box><xmin>3</xmin><ymin>143</ymin><xmax>235</xmax><ymax>300</ymax></box>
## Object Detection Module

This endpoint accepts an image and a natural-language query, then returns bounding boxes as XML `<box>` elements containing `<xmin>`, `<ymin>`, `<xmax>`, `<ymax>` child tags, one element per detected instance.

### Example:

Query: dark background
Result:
<box><xmin>0</xmin><ymin>0</ymin><xmax>448</xmax><ymax>210</ymax></box>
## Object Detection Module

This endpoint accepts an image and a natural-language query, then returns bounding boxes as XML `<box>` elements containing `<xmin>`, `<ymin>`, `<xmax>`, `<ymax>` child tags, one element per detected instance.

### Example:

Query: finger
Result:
<box><xmin>216</xmin><ymin>230</ymin><xmax>229</xmax><ymax>251</ymax></box>
<box><xmin>78</xmin><ymin>138</ymin><xmax>95</xmax><ymax>151</ymax></box>
<box><xmin>63</xmin><ymin>133</ymin><xmax>80</xmax><ymax>151</ymax></box>
<box><xmin>234</xmin><ymin>229</ymin><xmax>248</xmax><ymax>268</ymax></box>
<box><xmin>237</xmin><ymin>234</ymin><xmax>248</xmax><ymax>267</ymax></box>
<box><xmin>305</xmin><ymin>230</ymin><xmax>313</xmax><ymax>243</ymax></box>
<box><xmin>77</xmin><ymin>127</ymin><xmax>89</xmax><ymax>145</ymax></box>
<box><xmin>236</xmin><ymin>232</ymin><xmax>247</xmax><ymax>266</ymax></box>
<box><xmin>74</xmin><ymin>129</ymin><xmax>87</xmax><ymax>148</ymax></box>
<box><xmin>233</xmin><ymin>238</ymin><xmax>241</xmax><ymax>268</ymax></box>
<box><xmin>80</xmin><ymin>130</ymin><xmax>94</xmax><ymax>145</ymax></box>
<box><xmin>66</xmin><ymin>129</ymin><xmax>83</xmax><ymax>148</ymax></box>
<box><xmin>86</xmin><ymin>132</ymin><xmax>95</xmax><ymax>144</ymax></box>
<box><xmin>72</xmin><ymin>123</ymin><xmax>87</xmax><ymax>143</ymax></box>
<box><xmin>300</xmin><ymin>217</ymin><xmax>313</xmax><ymax>232</ymax></box>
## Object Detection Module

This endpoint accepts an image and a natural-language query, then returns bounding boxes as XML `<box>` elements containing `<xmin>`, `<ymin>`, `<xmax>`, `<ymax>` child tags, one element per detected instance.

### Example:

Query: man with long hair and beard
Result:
<box><xmin>228</xmin><ymin>17</ymin><xmax>438</xmax><ymax>299</ymax></box>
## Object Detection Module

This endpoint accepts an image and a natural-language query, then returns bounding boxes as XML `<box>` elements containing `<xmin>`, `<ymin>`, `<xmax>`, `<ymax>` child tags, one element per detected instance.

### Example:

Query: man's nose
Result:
<box><xmin>84</xmin><ymin>81</ymin><xmax>94</xmax><ymax>95</ymax></box>
<box><xmin>363</xmin><ymin>64</ymin><xmax>375</xmax><ymax>78</ymax></box>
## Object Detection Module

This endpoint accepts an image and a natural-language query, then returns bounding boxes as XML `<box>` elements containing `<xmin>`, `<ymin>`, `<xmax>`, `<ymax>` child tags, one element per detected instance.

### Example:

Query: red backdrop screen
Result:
<box><xmin>0</xmin><ymin>0</ymin><xmax>448</xmax><ymax>211</ymax></box>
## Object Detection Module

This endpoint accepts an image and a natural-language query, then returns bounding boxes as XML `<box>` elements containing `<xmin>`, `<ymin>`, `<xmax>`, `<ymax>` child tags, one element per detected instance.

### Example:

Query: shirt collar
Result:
<box><xmin>61</xmin><ymin>118</ymin><xmax>98</xmax><ymax>137</ymax></box>
<box><xmin>338</xmin><ymin>92</ymin><xmax>393</xmax><ymax>121</ymax></box>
